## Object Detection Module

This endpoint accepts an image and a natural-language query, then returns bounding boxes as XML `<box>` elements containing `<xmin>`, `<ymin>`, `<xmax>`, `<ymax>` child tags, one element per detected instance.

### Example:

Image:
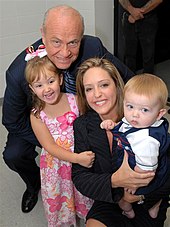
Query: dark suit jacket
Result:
<box><xmin>72</xmin><ymin>110</ymin><xmax>123</xmax><ymax>203</ymax></box>
<box><xmin>2</xmin><ymin>35</ymin><xmax>134</xmax><ymax>145</ymax></box>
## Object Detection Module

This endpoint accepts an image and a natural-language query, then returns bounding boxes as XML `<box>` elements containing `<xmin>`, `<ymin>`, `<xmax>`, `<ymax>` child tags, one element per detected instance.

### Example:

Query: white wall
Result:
<box><xmin>0</xmin><ymin>0</ymin><xmax>114</xmax><ymax>98</ymax></box>
<box><xmin>95</xmin><ymin>0</ymin><xmax>114</xmax><ymax>52</ymax></box>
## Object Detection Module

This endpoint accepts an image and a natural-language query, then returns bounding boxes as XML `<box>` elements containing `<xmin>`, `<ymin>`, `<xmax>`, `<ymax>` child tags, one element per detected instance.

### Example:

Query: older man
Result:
<box><xmin>2</xmin><ymin>5</ymin><xmax>134</xmax><ymax>213</ymax></box>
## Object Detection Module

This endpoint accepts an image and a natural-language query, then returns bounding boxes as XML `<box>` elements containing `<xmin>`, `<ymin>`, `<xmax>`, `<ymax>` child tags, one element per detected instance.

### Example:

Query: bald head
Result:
<box><xmin>42</xmin><ymin>5</ymin><xmax>84</xmax><ymax>35</ymax></box>
<box><xmin>41</xmin><ymin>5</ymin><xmax>84</xmax><ymax>69</ymax></box>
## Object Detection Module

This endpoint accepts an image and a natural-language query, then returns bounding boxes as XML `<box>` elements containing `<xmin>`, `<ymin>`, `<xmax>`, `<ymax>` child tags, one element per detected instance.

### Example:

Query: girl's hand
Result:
<box><xmin>111</xmin><ymin>151</ymin><xmax>155</xmax><ymax>190</ymax></box>
<box><xmin>76</xmin><ymin>151</ymin><xmax>95</xmax><ymax>168</ymax></box>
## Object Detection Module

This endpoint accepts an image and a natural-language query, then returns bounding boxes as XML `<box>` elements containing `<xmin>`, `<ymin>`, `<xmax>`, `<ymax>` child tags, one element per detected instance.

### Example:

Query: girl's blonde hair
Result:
<box><xmin>76</xmin><ymin>58</ymin><xmax>125</xmax><ymax>121</ymax></box>
<box><xmin>124</xmin><ymin>73</ymin><xmax>168</xmax><ymax>108</ymax></box>
<box><xmin>25</xmin><ymin>56</ymin><xmax>62</xmax><ymax>117</ymax></box>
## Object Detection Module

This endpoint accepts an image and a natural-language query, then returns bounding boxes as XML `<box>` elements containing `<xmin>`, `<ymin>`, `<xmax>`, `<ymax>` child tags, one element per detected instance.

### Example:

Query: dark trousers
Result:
<box><xmin>87</xmin><ymin>198</ymin><xmax>168</xmax><ymax>227</ymax></box>
<box><xmin>122</xmin><ymin>12</ymin><xmax>158</xmax><ymax>73</ymax></box>
<box><xmin>3</xmin><ymin>133</ymin><xmax>41</xmax><ymax>193</ymax></box>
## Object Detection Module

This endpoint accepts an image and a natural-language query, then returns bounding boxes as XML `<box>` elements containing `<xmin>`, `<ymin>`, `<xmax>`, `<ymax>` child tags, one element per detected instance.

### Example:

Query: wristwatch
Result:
<box><xmin>137</xmin><ymin>195</ymin><xmax>145</xmax><ymax>204</ymax></box>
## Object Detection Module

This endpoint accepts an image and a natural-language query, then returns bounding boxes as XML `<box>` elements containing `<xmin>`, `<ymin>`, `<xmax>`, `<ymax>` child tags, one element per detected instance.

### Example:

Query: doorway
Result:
<box><xmin>114</xmin><ymin>0</ymin><xmax>170</xmax><ymax>69</ymax></box>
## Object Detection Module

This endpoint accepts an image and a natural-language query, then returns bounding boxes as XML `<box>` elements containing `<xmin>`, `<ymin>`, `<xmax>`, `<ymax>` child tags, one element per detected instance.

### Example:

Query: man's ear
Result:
<box><xmin>41</xmin><ymin>27</ymin><xmax>45</xmax><ymax>46</ymax></box>
<box><xmin>157</xmin><ymin>108</ymin><xmax>167</xmax><ymax>120</ymax></box>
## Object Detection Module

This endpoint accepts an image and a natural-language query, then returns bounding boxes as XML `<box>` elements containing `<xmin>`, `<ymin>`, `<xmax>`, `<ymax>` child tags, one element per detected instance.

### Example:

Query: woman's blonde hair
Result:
<box><xmin>124</xmin><ymin>73</ymin><xmax>168</xmax><ymax>109</ymax></box>
<box><xmin>76</xmin><ymin>58</ymin><xmax>125</xmax><ymax>121</ymax></box>
<box><xmin>25</xmin><ymin>56</ymin><xmax>63</xmax><ymax>117</ymax></box>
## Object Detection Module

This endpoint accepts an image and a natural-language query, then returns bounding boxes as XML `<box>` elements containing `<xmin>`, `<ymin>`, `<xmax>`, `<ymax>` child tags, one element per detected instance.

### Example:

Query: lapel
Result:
<box><xmin>86</xmin><ymin>111</ymin><xmax>113</xmax><ymax>172</ymax></box>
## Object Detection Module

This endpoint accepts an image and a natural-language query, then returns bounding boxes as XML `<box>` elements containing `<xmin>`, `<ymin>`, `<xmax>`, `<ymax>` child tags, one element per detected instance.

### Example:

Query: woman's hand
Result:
<box><xmin>111</xmin><ymin>151</ymin><xmax>155</xmax><ymax>190</ymax></box>
<box><xmin>123</xmin><ymin>190</ymin><xmax>141</xmax><ymax>203</ymax></box>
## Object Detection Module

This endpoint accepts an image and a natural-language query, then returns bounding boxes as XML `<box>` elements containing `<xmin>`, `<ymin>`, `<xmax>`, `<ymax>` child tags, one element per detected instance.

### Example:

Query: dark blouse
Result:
<box><xmin>72</xmin><ymin>110</ymin><xmax>123</xmax><ymax>203</ymax></box>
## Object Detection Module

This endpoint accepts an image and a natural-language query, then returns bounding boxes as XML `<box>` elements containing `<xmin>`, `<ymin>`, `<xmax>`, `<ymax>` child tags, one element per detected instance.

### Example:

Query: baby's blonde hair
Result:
<box><xmin>124</xmin><ymin>74</ymin><xmax>168</xmax><ymax>109</ymax></box>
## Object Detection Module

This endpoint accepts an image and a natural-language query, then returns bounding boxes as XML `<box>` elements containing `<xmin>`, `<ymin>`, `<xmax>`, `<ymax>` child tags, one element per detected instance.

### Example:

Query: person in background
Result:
<box><xmin>2</xmin><ymin>5</ymin><xmax>134</xmax><ymax>213</ymax></box>
<box><xmin>119</xmin><ymin>0</ymin><xmax>163</xmax><ymax>73</ymax></box>
<box><xmin>100</xmin><ymin>74</ymin><xmax>170</xmax><ymax>219</ymax></box>
<box><xmin>72</xmin><ymin>57</ymin><xmax>170</xmax><ymax>227</ymax></box>
<box><xmin>25</xmin><ymin>54</ymin><xmax>94</xmax><ymax>226</ymax></box>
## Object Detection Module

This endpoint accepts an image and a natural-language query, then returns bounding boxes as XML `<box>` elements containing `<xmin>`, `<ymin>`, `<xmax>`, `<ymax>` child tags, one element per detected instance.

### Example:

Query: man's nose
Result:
<box><xmin>60</xmin><ymin>45</ymin><xmax>71</xmax><ymax>57</ymax></box>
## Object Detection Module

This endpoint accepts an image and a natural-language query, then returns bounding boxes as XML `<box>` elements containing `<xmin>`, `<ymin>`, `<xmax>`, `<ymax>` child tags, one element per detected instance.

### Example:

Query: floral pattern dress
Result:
<box><xmin>39</xmin><ymin>93</ymin><xmax>93</xmax><ymax>227</ymax></box>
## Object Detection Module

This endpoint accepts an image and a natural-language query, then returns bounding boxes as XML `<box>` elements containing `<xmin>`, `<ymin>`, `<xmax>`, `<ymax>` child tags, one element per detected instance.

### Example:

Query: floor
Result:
<box><xmin>0</xmin><ymin>60</ymin><xmax>170</xmax><ymax>227</ymax></box>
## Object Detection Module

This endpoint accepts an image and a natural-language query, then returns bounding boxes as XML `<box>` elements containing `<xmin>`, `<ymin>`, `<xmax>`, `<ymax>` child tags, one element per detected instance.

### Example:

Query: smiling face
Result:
<box><xmin>124</xmin><ymin>91</ymin><xmax>166</xmax><ymax>128</ymax></box>
<box><xmin>30</xmin><ymin>68</ymin><xmax>63</xmax><ymax>105</ymax></box>
<box><xmin>83</xmin><ymin>67</ymin><xmax>118</xmax><ymax>121</ymax></box>
<box><xmin>41</xmin><ymin>6</ymin><xmax>83</xmax><ymax>69</ymax></box>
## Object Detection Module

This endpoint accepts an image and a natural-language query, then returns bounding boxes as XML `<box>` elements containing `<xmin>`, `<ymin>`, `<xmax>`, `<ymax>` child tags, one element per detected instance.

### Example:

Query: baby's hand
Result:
<box><xmin>77</xmin><ymin>151</ymin><xmax>95</xmax><ymax>168</ymax></box>
<box><xmin>100</xmin><ymin>119</ymin><xmax>116</xmax><ymax>130</ymax></box>
<box><xmin>128</xmin><ymin>15</ymin><xmax>136</xmax><ymax>23</ymax></box>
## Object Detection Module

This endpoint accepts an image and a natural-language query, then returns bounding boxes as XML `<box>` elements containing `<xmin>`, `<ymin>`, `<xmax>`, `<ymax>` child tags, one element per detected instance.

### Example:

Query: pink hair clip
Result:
<box><xmin>25</xmin><ymin>44</ymin><xmax>47</xmax><ymax>61</ymax></box>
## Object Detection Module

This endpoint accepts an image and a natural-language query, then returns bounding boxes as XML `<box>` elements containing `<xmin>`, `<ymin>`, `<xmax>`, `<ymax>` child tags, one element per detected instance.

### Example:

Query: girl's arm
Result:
<box><xmin>30</xmin><ymin>113</ymin><xmax>95</xmax><ymax>167</ymax></box>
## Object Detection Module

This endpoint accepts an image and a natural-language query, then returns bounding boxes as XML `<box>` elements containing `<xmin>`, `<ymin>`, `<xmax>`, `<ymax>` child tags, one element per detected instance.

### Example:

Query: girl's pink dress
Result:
<box><xmin>39</xmin><ymin>93</ymin><xmax>93</xmax><ymax>227</ymax></box>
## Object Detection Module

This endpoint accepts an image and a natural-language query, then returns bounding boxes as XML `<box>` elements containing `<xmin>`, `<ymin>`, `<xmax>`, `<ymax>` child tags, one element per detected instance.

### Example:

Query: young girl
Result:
<box><xmin>25</xmin><ymin>55</ymin><xmax>94</xmax><ymax>227</ymax></box>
